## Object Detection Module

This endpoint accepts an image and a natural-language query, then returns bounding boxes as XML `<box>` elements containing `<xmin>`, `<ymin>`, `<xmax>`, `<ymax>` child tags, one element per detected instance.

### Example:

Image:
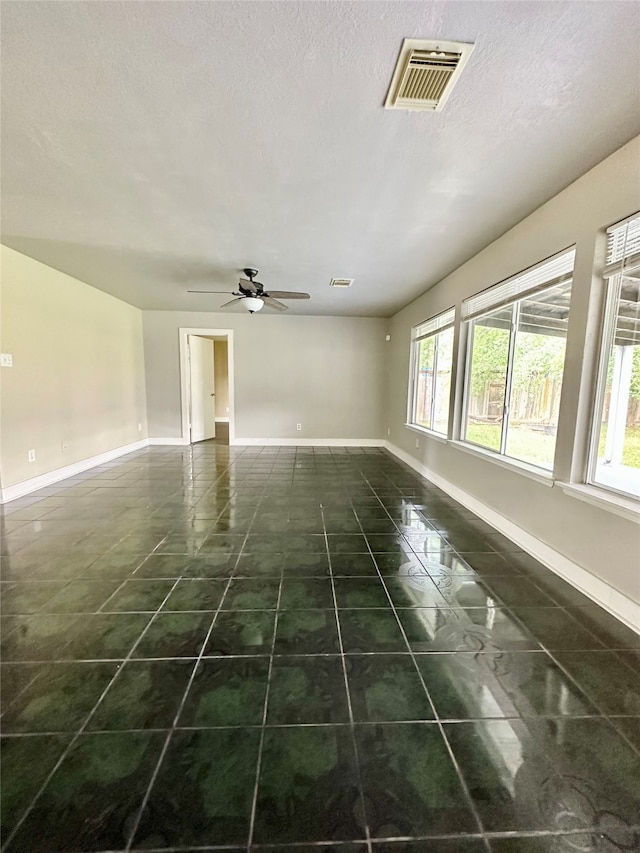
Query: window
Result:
<box><xmin>409</xmin><ymin>308</ymin><xmax>455</xmax><ymax>435</ymax></box>
<box><xmin>588</xmin><ymin>213</ymin><xmax>640</xmax><ymax>499</ymax></box>
<box><xmin>461</xmin><ymin>249</ymin><xmax>575</xmax><ymax>470</ymax></box>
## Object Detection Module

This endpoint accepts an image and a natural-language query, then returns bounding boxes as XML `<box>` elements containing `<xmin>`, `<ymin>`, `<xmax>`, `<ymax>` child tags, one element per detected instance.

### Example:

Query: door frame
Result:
<box><xmin>179</xmin><ymin>328</ymin><xmax>235</xmax><ymax>445</ymax></box>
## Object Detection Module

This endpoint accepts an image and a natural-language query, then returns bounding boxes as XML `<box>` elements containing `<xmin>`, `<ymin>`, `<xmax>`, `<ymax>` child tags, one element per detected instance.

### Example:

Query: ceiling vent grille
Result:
<box><xmin>384</xmin><ymin>39</ymin><xmax>474</xmax><ymax>112</ymax></box>
<box><xmin>330</xmin><ymin>278</ymin><xmax>354</xmax><ymax>288</ymax></box>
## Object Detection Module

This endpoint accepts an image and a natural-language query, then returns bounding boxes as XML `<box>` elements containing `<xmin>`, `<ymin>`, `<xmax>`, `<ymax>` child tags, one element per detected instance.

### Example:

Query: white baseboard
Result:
<box><xmin>383</xmin><ymin>441</ymin><xmax>640</xmax><ymax>635</ymax></box>
<box><xmin>0</xmin><ymin>439</ymin><xmax>149</xmax><ymax>503</ymax></box>
<box><xmin>0</xmin><ymin>435</ymin><xmax>216</xmax><ymax>502</ymax></box>
<box><xmin>231</xmin><ymin>438</ymin><xmax>385</xmax><ymax>447</ymax></box>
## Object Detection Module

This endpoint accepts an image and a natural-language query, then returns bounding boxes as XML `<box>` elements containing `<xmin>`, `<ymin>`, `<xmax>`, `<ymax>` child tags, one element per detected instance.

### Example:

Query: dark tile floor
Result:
<box><xmin>1</xmin><ymin>445</ymin><xmax>639</xmax><ymax>853</ymax></box>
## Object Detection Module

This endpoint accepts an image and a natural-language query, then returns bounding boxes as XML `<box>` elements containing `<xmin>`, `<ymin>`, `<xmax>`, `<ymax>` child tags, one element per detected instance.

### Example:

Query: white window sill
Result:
<box><xmin>449</xmin><ymin>440</ymin><xmax>554</xmax><ymax>487</ymax></box>
<box><xmin>558</xmin><ymin>482</ymin><xmax>640</xmax><ymax>524</ymax></box>
<box><xmin>404</xmin><ymin>424</ymin><xmax>448</xmax><ymax>444</ymax></box>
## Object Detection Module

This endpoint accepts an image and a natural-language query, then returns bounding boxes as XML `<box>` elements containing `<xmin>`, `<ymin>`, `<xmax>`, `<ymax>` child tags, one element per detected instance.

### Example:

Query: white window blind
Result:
<box><xmin>603</xmin><ymin>213</ymin><xmax>640</xmax><ymax>278</ymax></box>
<box><xmin>461</xmin><ymin>248</ymin><xmax>576</xmax><ymax>321</ymax></box>
<box><xmin>413</xmin><ymin>308</ymin><xmax>455</xmax><ymax>341</ymax></box>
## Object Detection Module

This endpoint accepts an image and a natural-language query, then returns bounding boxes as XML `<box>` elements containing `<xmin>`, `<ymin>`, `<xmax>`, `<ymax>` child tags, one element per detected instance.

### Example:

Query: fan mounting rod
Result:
<box><xmin>243</xmin><ymin>268</ymin><xmax>259</xmax><ymax>281</ymax></box>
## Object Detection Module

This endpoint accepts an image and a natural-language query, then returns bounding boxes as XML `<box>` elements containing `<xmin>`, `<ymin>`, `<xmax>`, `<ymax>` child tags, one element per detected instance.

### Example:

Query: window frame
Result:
<box><xmin>460</xmin><ymin>248</ymin><xmax>576</xmax><ymax>471</ymax></box>
<box><xmin>407</xmin><ymin>307</ymin><xmax>455</xmax><ymax>437</ymax></box>
<box><xmin>586</xmin><ymin>212</ymin><xmax>640</xmax><ymax>502</ymax></box>
<box><xmin>461</xmin><ymin>304</ymin><xmax>515</xmax><ymax>455</ymax></box>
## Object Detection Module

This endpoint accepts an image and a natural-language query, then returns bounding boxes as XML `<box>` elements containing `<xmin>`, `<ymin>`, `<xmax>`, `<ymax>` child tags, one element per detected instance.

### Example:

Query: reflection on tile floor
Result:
<box><xmin>1</xmin><ymin>445</ymin><xmax>639</xmax><ymax>852</ymax></box>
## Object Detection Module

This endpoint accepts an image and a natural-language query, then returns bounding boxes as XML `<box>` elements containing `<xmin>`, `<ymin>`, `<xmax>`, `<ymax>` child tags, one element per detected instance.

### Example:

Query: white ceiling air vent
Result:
<box><xmin>384</xmin><ymin>39</ymin><xmax>474</xmax><ymax>112</ymax></box>
<box><xmin>330</xmin><ymin>278</ymin><xmax>354</xmax><ymax>288</ymax></box>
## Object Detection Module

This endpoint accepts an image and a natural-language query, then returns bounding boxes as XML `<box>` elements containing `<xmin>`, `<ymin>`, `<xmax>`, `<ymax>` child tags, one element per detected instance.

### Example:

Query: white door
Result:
<box><xmin>188</xmin><ymin>335</ymin><xmax>216</xmax><ymax>442</ymax></box>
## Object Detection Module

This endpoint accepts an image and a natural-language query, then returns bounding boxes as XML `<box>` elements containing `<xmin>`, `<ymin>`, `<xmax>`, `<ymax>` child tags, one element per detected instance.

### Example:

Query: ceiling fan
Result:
<box><xmin>188</xmin><ymin>268</ymin><xmax>311</xmax><ymax>313</ymax></box>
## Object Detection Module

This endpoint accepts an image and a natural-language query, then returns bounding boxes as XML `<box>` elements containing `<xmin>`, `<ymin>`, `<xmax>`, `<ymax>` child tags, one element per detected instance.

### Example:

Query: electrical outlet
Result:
<box><xmin>225</xmin><ymin>407</ymin><xmax>229</xmax><ymax>413</ymax></box>
<box><xmin>385</xmin><ymin>334</ymin><xmax>391</xmax><ymax>342</ymax></box>
<box><xmin>0</xmin><ymin>353</ymin><xmax>13</xmax><ymax>367</ymax></box>
<box><xmin>138</xmin><ymin>423</ymin><xmax>142</xmax><ymax>432</ymax></box>
<box><xmin>296</xmin><ymin>423</ymin><xmax>302</xmax><ymax>431</ymax></box>
<box><xmin>28</xmin><ymin>449</ymin><xmax>36</xmax><ymax>462</ymax></box>
<box><xmin>387</xmin><ymin>427</ymin><xmax>391</xmax><ymax>436</ymax></box>
<box><xmin>415</xmin><ymin>438</ymin><xmax>420</xmax><ymax>449</ymax></box>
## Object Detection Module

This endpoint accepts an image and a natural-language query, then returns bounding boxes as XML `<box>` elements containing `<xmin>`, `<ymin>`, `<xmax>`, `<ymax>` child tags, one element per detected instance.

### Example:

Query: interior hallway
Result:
<box><xmin>1</xmin><ymin>444</ymin><xmax>639</xmax><ymax>852</ymax></box>
<box><xmin>197</xmin><ymin>421</ymin><xmax>230</xmax><ymax>447</ymax></box>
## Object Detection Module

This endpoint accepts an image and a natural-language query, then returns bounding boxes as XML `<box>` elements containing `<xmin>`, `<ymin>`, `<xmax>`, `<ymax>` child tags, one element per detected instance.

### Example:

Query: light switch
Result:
<box><xmin>0</xmin><ymin>353</ymin><xmax>13</xmax><ymax>367</ymax></box>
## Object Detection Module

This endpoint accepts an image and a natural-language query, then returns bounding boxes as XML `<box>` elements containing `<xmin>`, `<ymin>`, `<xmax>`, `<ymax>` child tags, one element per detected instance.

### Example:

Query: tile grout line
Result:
<box><xmin>246</xmin><ymin>566</ymin><xmax>285</xmax><ymax>849</ymax></box>
<box><xmin>33</xmin><ymin>824</ymin><xmax>640</xmax><ymax>853</ymax></box>
<box><xmin>0</xmin><ymin>666</ymin><xmax>46</xmax><ymax>719</ymax></box>
<box><xmin>2</xmin><ymin>708</ymin><xmax>628</xmax><ymax>739</ymax></box>
<box><xmin>244</xmin><ymin>445</ymin><xmax>293</xmax><ymax>850</ymax></box>
<box><xmin>321</xmin><ymin>504</ymin><xmax>374</xmax><ymax>853</ymax></box>
<box><xmin>6</xmin><ymin>645</ymin><xmax>608</xmax><ymax>661</ymax></box>
<box><xmin>4</xmin><ymin>601</ymin><xmax>636</xmax><ymax>619</ymax></box>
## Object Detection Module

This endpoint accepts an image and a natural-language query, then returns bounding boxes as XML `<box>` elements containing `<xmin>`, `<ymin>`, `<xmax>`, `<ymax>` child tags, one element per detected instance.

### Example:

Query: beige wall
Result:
<box><xmin>0</xmin><ymin>246</ymin><xmax>147</xmax><ymax>488</ymax></box>
<box><xmin>213</xmin><ymin>339</ymin><xmax>229</xmax><ymax>419</ymax></box>
<box><xmin>385</xmin><ymin>136</ymin><xmax>640</xmax><ymax>604</ymax></box>
<box><xmin>143</xmin><ymin>312</ymin><xmax>386</xmax><ymax>441</ymax></box>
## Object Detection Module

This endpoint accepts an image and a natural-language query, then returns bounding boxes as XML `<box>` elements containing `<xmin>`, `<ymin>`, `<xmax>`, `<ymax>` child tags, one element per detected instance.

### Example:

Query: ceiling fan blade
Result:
<box><xmin>264</xmin><ymin>290</ymin><xmax>310</xmax><ymax>299</ymax></box>
<box><xmin>238</xmin><ymin>277</ymin><xmax>258</xmax><ymax>294</ymax></box>
<box><xmin>187</xmin><ymin>290</ymin><xmax>235</xmax><ymax>294</ymax></box>
<box><xmin>262</xmin><ymin>296</ymin><xmax>288</xmax><ymax>311</ymax></box>
<box><xmin>220</xmin><ymin>297</ymin><xmax>244</xmax><ymax>308</ymax></box>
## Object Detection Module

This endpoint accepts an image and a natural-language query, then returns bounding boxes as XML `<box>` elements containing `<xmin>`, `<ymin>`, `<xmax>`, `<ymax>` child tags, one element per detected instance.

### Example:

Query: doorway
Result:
<box><xmin>179</xmin><ymin>328</ymin><xmax>235</xmax><ymax>445</ymax></box>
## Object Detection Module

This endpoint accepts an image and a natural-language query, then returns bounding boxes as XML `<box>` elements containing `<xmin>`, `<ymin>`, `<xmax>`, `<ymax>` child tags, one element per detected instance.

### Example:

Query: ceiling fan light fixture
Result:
<box><xmin>244</xmin><ymin>296</ymin><xmax>264</xmax><ymax>313</ymax></box>
<box><xmin>187</xmin><ymin>267</ymin><xmax>310</xmax><ymax>310</ymax></box>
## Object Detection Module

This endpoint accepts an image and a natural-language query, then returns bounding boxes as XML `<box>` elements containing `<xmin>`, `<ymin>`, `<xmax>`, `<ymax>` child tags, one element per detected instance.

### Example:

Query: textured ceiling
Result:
<box><xmin>2</xmin><ymin>1</ymin><xmax>639</xmax><ymax>317</ymax></box>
